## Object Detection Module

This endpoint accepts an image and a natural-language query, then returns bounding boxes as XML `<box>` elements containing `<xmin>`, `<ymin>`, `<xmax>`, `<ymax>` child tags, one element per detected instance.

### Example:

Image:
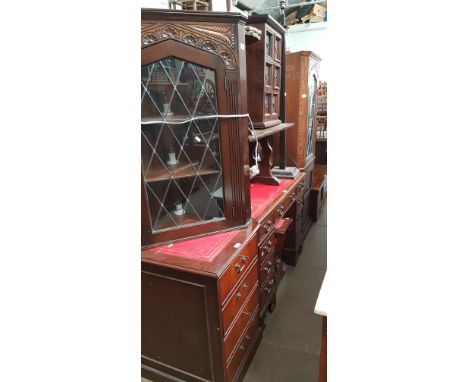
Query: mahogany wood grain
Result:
<box><xmin>258</xmin><ymin>230</ymin><xmax>275</xmax><ymax>263</ymax></box>
<box><xmin>219</xmin><ymin>235</ymin><xmax>258</xmax><ymax>304</ymax></box>
<box><xmin>260</xmin><ymin>271</ymin><xmax>276</xmax><ymax>314</ymax></box>
<box><xmin>226</xmin><ymin>313</ymin><xmax>261</xmax><ymax>382</ymax></box>
<box><xmin>223</xmin><ymin>289</ymin><xmax>259</xmax><ymax>362</ymax></box>
<box><xmin>259</xmin><ymin>250</ymin><xmax>275</xmax><ymax>286</ymax></box>
<box><xmin>221</xmin><ymin>261</ymin><xmax>259</xmax><ymax>333</ymax></box>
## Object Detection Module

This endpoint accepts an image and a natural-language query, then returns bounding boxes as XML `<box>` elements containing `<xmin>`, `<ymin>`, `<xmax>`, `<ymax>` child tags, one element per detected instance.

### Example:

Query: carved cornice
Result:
<box><xmin>141</xmin><ymin>22</ymin><xmax>238</xmax><ymax>69</ymax></box>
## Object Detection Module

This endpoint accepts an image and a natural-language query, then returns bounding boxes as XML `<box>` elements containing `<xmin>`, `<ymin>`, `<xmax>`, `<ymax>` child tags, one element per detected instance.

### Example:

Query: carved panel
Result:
<box><xmin>141</xmin><ymin>22</ymin><xmax>238</xmax><ymax>69</ymax></box>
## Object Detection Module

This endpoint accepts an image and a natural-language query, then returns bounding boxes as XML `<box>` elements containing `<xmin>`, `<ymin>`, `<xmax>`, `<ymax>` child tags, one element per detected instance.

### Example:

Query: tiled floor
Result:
<box><xmin>142</xmin><ymin>200</ymin><xmax>327</xmax><ymax>382</ymax></box>
<box><xmin>243</xmin><ymin>199</ymin><xmax>327</xmax><ymax>382</ymax></box>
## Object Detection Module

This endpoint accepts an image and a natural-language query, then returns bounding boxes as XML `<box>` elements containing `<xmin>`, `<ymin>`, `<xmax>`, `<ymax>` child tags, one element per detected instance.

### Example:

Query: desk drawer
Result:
<box><xmin>222</xmin><ymin>261</ymin><xmax>259</xmax><ymax>333</ymax></box>
<box><xmin>259</xmin><ymin>251</ymin><xmax>275</xmax><ymax>286</ymax></box>
<box><xmin>259</xmin><ymin>230</ymin><xmax>275</xmax><ymax>264</ymax></box>
<box><xmin>260</xmin><ymin>272</ymin><xmax>276</xmax><ymax>310</ymax></box>
<box><xmin>226</xmin><ymin>311</ymin><xmax>260</xmax><ymax>382</ymax></box>
<box><xmin>258</xmin><ymin>210</ymin><xmax>277</xmax><ymax>244</ymax></box>
<box><xmin>223</xmin><ymin>285</ymin><xmax>259</xmax><ymax>362</ymax></box>
<box><xmin>220</xmin><ymin>236</ymin><xmax>257</xmax><ymax>304</ymax></box>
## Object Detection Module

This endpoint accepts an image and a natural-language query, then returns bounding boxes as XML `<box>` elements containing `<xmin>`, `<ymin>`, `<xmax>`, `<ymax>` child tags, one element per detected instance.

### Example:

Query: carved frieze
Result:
<box><xmin>141</xmin><ymin>22</ymin><xmax>238</xmax><ymax>69</ymax></box>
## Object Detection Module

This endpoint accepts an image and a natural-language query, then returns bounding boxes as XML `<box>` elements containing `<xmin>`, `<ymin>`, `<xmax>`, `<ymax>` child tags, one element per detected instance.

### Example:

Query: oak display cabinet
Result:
<box><xmin>282</xmin><ymin>51</ymin><xmax>321</xmax><ymax>260</ymax></box>
<box><xmin>141</xmin><ymin>9</ymin><xmax>252</xmax><ymax>247</ymax></box>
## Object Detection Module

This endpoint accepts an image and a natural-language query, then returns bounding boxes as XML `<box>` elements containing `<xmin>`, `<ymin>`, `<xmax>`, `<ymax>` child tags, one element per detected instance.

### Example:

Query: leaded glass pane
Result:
<box><xmin>306</xmin><ymin>69</ymin><xmax>317</xmax><ymax>158</ymax></box>
<box><xmin>141</xmin><ymin>57</ymin><xmax>224</xmax><ymax>232</ymax></box>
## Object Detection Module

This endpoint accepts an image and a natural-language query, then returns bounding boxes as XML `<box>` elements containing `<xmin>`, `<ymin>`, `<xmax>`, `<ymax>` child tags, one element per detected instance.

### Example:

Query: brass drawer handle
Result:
<box><xmin>267</xmin><ymin>261</ymin><xmax>273</xmax><ymax>266</ymax></box>
<box><xmin>240</xmin><ymin>255</ymin><xmax>248</xmax><ymax>262</ymax></box>
<box><xmin>235</xmin><ymin>263</ymin><xmax>245</xmax><ymax>273</ymax></box>
<box><xmin>264</xmin><ymin>287</ymin><xmax>272</xmax><ymax>294</ymax></box>
<box><xmin>236</xmin><ymin>292</ymin><xmax>242</xmax><ymax>300</ymax></box>
<box><xmin>242</xmin><ymin>311</ymin><xmax>252</xmax><ymax>317</ymax></box>
<box><xmin>240</xmin><ymin>345</ymin><xmax>246</xmax><ymax>351</ymax></box>
<box><xmin>263</xmin><ymin>266</ymin><xmax>271</xmax><ymax>274</ymax></box>
<box><xmin>268</xmin><ymin>279</ymin><xmax>274</xmax><ymax>286</ymax></box>
<box><xmin>243</xmin><ymin>283</ymin><xmax>249</xmax><ymax>289</ymax></box>
<box><xmin>245</xmin><ymin>335</ymin><xmax>251</xmax><ymax>340</ymax></box>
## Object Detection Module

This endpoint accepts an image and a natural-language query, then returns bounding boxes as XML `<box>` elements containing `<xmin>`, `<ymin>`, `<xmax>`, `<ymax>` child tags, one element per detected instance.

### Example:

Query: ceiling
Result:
<box><xmin>237</xmin><ymin>0</ymin><xmax>327</xmax><ymax>25</ymax></box>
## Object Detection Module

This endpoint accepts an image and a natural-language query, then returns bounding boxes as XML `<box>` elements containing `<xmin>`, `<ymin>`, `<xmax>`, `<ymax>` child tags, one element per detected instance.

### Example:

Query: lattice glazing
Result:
<box><xmin>141</xmin><ymin>57</ymin><xmax>224</xmax><ymax>232</ymax></box>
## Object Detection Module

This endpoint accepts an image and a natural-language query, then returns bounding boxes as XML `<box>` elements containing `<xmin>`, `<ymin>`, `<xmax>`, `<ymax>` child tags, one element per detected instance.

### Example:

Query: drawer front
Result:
<box><xmin>223</xmin><ymin>286</ymin><xmax>259</xmax><ymax>362</ymax></box>
<box><xmin>296</xmin><ymin>178</ymin><xmax>306</xmax><ymax>196</ymax></box>
<box><xmin>226</xmin><ymin>311</ymin><xmax>260</xmax><ymax>382</ymax></box>
<box><xmin>220</xmin><ymin>237</ymin><xmax>258</xmax><ymax>304</ymax></box>
<box><xmin>258</xmin><ymin>230</ymin><xmax>275</xmax><ymax>264</ymax></box>
<box><xmin>260</xmin><ymin>273</ymin><xmax>276</xmax><ymax>310</ymax></box>
<box><xmin>222</xmin><ymin>261</ymin><xmax>259</xmax><ymax>333</ymax></box>
<box><xmin>258</xmin><ymin>210</ymin><xmax>277</xmax><ymax>244</ymax></box>
<box><xmin>259</xmin><ymin>251</ymin><xmax>275</xmax><ymax>286</ymax></box>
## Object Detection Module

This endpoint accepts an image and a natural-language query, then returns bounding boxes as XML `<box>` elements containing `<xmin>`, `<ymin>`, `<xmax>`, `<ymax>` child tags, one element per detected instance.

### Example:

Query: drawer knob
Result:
<box><xmin>237</xmin><ymin>292</ymin><xmax>242</xmax><ymax>300</ymax></box>
<box><xmin>267</xmin><ymin>261</ymin><xmax>273</xmax><ymax>266</ymax></box>
<box><xmin>263</xmin><ymin>266</ymin><xmax>271</xmax><ymax>274</ymax></box>
<box><xmin>269</xmin><ymin>279</ymin><xmax>274</xmax><ymax>286</ymax></box>
<box><xmin>243</xmin><ymin>283</ymin><xmax>249</xmax><ymax>289</ymax></box>
<box><xmin>240</xmin><ymin>255</ymin><xmax>248</xmax><ymax>262</ymax></box>
<box><xmin>242</xmin><ymin>311</ymin><xmax>252</xmax><ymax>317</ymax></box>
<box><xmin>235</xmin><ymin>263</ymin><xmax>245</xmax><ymax>273</ymax></box>
<box><xmin>240</xmin><ymin>345</ymin><xmax>246</xmax><ymax>351</ymax></box>
<box><xmin>264</xmin><ymin>287</ymin><xmax>272</xmax><ymax>294</ymax></box>
<box><xmin>245</xmin><ymin>335</ymin><xmax>251</xmax><ymax>340</ymax></box>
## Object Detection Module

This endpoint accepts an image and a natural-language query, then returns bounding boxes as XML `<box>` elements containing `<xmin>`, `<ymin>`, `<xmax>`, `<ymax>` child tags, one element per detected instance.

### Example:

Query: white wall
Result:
<box><xmin>286</xmin><ymin>24</ymin><xmax>328</xmax><ymax>79</ymax></box>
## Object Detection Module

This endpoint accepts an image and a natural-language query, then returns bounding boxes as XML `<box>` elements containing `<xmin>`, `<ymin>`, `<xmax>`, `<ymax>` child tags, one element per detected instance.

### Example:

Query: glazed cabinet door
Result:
<box><xmin>305</xmin><ymin>61</ymin><xmax>318</xmax><ymax>161</ymax></box>
<box><xmin>141</xmin><ymin>34</ymin><xmax>251</xmax><ymax>246</ymax></box>
<box><xmin>142</xmin><ymin>56</ymin><xmax>225</xmax><ymax>233</ymax></box>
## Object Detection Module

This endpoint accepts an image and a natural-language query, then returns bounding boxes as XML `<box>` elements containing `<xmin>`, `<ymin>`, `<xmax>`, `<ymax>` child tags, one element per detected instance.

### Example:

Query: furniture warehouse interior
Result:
<box><xmin>141</xmin><ymin>2</ymin><xmax>327</xmax><ymax>381</ymax></box>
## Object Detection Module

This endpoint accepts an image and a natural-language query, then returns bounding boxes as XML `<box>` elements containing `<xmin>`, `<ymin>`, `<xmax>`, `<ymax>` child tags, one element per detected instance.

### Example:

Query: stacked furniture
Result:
<box><xmin>250</xmin><ymin>175</ymin><xmax>305</xmax><ymax>317</ymax></box>
<box><xmin>282</xmin><ymin>50</ymin><xmax>321</xmax><ymax>264</ymax></box>
<box><xmin>141</xmin><ymin>9</ymin><xmax>304</xmax><ymax>382</ymax></box>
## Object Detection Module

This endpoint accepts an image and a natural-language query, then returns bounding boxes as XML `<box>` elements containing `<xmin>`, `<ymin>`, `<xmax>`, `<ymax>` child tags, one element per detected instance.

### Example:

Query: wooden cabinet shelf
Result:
<box><xmin>144</xmin><ymin>161</ymin><xmax>222</xmax><ymax>182</ymax></box>
<box><xmin>248</xmin><ymin>122</ymin><xmax>294</xmax><ymax>142</ymax></box>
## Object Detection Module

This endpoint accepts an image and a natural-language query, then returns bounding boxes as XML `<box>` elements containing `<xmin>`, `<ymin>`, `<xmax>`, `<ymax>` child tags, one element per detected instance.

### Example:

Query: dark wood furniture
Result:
<box><xmin>248</xmin><ymin>123</ymin><xmax>294</xmax><ymax>186</ymax></box>
<box><xmin>245</xmin><ymin>15</ymin><xmax>286</xmax><ymax>129</ymax></box>
<box><xmin>141</xmin><ymin>9</ymin><xmax>252</xmax><ymax>246</ymax></box>
<box><xmin>311</xmin><ymin>164</ymin><xmax>327</xmax><ymax>222</ymax></box>
<box><xmin>284</xmin><ymin>50</ymin><xmax>321</xmax><ymax>173</ymax></box>
<box><xmin>278</xmin><ymin>51</ymin><xmax>321</xmax><ymax>261</ymax></box>
<box><xmin>250</xmin><ymin>173</ymin><xmax>306</xmax><ymax>309</ymax></box>
<box><xmin>142</xmin><ymin>226</ymin><xmax>262</xmax><ymax>382</ymax></box>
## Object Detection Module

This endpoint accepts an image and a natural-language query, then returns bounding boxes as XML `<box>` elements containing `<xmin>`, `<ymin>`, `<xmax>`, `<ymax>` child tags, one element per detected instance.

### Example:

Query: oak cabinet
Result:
<box><xmin>245</xmin><ymin>14</ymin><xmax>286</xmax><ymax>128</ymax></box>
<box><xmin>141</xmin><ymin>9</ymin><xmax>252</xmax><ymax>246</ymax></box>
